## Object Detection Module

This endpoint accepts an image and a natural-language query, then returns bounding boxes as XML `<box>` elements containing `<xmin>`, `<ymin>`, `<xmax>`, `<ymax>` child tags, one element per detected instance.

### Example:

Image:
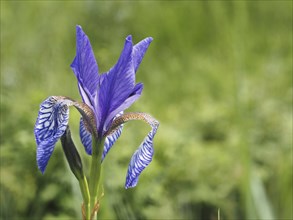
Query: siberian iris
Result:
<box><xmin>34</xmin><ymin>25</ymin><xmax>159</xmax><ymax>218</ymax></box>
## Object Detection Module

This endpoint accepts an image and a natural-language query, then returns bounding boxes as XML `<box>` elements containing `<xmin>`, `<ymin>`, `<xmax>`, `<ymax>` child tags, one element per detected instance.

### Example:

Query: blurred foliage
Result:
<box><xmin>1</xmin><ymin>1</ymin><xmax>292</xmax><ymax>220</ymax></box>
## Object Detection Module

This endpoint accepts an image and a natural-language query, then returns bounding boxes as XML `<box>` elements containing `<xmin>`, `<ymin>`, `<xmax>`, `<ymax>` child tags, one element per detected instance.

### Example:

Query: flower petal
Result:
<box><xmin>103</xmin><ymin>83</ymin><xmax>143</xmax><ymax>131</ymax></box>
<box><xmin>102</xmin><ymin>111</ymin><xmax>124</xmax><ymax>160</ymax></box>
<box><xmin>34</xmin><ymin>96</ymin><xmax>97</xmax><ymax>173</ymax></box>
<box><xmin>71</xmin><ymin>25</ymin><xmax>99</xmax><ymax>103</ymax></box>
<box><xmin>35</xmin><ymin>97</ymin><xmax>69</xmax><ymax>173</ymax></box>
<box><xmin>106</xmin><ymin>112</ymin><xmax>159</xmax><ymax>188</ymax></box>
<box><xmin>78</xmin><ymin>83</ymin><xmax>94</xmax><ymax>109</ymax></box>
<box><xmin>133</xmin><ymin>37</ymin><xmax>153</xmax><ymax>73</ymax></box>
<box><xmin>79</xmin><ymin>118</ymin><xmax>92</xmax><ymax>155</ymax></box>
<box><xmin>80</xmin><ymin>112</ymin><xmax>124</xmax><ymax>157</ymax></box>
<box><xmin>102</xmin><ymin>125</ymin><xmax>123</xmax><ymax>161</ymax></box>
<box><xmin>98</xmin><ymin>35</ymin><xmax>135</xmax><ymax>134</ymax></box>
<box><xmin>125</xmin><ymin>120</ymin><xmax>159</xmax><ymax>188</ymax></box>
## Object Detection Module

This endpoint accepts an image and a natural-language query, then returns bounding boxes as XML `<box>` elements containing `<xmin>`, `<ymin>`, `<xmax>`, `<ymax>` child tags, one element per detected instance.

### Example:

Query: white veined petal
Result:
<box><xmin>34</xmin><ymin>97</ymin><xmax>69</xmax><ymax>173</ymax></box>
<box><xmin>125</xmin><ymin>122</ymin><xmax>159</xmax><ymax>189</ymax></box>
<box><xmin>79</xmin><ymin>118</ymin><xmax>93</xmax><ymax>155</ymax></box>
<box><xmin>102</xmin><ymin>112</ymin><xmax>124</xmax><ymax>161</ymax></box>
<box><xmin>34</xmin><ymin>96</ymin><xmax>96</xmax><ymax>173</ymax></box>
<box><xmin>102</xmin><ymin>125</ymin><xmax>123</xmax><ymax>161</ymax></box>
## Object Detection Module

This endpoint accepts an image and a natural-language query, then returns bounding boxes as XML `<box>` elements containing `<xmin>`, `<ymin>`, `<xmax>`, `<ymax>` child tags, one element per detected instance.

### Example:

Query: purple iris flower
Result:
<box><xmin>34</xmin><ymin>25</ymin><xmax>159</xmax><ymax>188</ymax></box>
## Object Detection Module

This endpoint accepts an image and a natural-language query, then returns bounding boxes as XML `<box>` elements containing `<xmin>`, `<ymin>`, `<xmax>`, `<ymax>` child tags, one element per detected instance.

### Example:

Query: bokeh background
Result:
<box><xmin>1</xmin><ymin>1</ymin><xmax>292</xmax><ymax>220</ymax></box>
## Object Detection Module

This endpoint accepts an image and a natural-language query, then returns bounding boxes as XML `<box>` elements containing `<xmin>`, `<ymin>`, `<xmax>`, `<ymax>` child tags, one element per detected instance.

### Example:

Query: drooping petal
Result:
<box><xmin>133</xmin><ymin>37</ymin><xmax>153</xmax><ymax>73</ymax></box>
<box><xmin>34</xmin><ymin>96</ymin><xmax>96</xmax><ymax>173</ymax></box>
<box><xmin>102</xmin><ymin>125</ymin><xmax>123</xmax><ymax>161</ymax></box>
<box><xmin>35</xmin><ymin>97</ymin><xmax>70</xmax><ymax>173</ymax></box>
<box><xmin>71</xmin><ymin>25</ymin><xmax>99</xmax><ymax>105</ymax></box>
<box><xmin>79</xmin><ymin>118</ymin><xmax>92</xmax><ymax>155</ymax></box>
<box><xmin>97</xmin><ymin>35</ymin><xmax>135</xmax><ymax>134</ymax></box>
<box><xmin>102</xmin><ymin>111</ymin><xmax>124</xmax><ymax>160</ymax></box>
<box><xmin>103</xmin><ymin>83</ymin><xmax>143</xmax><ymax>131</ymax></box>
<box><xmin>106</xmin><ymin>112</ymin><xmax>159</xmax><ymax>188</ymax></box>
<box><xmin>125</xmin><ymin>119</ymin><xmax>159</xmax><ymax>188</ymax></box>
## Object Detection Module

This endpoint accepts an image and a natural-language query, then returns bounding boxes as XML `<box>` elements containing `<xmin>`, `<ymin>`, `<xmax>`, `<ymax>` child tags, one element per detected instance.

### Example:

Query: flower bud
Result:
<box><xmin>61</xmin><ymin>125</ymin><xmax>84</xmax><ymax>180</ymax></box>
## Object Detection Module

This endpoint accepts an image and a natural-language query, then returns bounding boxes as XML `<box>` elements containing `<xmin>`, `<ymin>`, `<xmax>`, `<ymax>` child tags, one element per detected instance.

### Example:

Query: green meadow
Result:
<box><xmin>1</xmin><ymin>1</ymin><xmax>292</xmax><ymax>219</ymax></box>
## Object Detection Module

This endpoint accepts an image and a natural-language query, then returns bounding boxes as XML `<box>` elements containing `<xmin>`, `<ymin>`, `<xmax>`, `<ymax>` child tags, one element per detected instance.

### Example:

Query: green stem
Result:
<box><xmin>89</xmin><ymin>137</ymin><xmax>104</xmax><ymax>217</ymax></box>
<box><xmin>79</xmin><ymin>175</ymin><xmax>90</xmax><ymax>220</ymax></box>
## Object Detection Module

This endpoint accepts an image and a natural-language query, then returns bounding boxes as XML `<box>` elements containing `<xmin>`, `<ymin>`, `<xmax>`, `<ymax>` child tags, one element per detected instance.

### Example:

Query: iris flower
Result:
<box><xmin>34</xmin><ymin>26</ymin><xmax>159</xmax><ymax>218</ymax></box>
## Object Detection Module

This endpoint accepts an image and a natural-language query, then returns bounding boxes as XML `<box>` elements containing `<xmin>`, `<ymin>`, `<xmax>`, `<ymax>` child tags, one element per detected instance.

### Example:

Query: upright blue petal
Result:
<box><xmin>133</xmin><ymin>37</ymin><xmax>153</xmax><ymax>73</ymax></box>
<box><xmin>34</xmin><ymin>97</ymin><xmax>70</xmax><ymax>173</ymax></box>
<box><xmin>125</xmin><ymin>121</ymin><xmax>159</xmax><ymax>188</ymax></box>
<box><xmin>104</xmin><ymin>83</ymin><xmax>143</xmax><ymax>131</ymax></box>
<box><xmin>98</xmin><ymin>35</ymin><xmax>135</xmax><ymax>134</ymax></box>
<box><xmin>71</xmin><ymin>25</ymin><xmax>99</xmax><ymax>106</ymax></box>
<box><xmin>79</xmin><ymin>118</ymin><xmax>92</xmax><ymax>155</ymax></box>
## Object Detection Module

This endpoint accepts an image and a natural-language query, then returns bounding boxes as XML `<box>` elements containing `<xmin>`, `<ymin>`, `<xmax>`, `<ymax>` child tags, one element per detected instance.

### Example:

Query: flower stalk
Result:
<box><xmin>89</xmin><ymin>137</ymin><xmax>105</xmax><ymax>217</ymax></box>
<box><xmin>79</xmin><ymin>176</ymin><xmax>90</xmax><ymax>220</ymax></box>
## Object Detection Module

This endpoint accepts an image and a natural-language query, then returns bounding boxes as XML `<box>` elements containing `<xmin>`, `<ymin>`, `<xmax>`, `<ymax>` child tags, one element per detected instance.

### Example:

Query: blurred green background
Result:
<box><xmin>1</xmin><ymin>1</ymin><xmax>292</xmax><ymax>220</ymax></box>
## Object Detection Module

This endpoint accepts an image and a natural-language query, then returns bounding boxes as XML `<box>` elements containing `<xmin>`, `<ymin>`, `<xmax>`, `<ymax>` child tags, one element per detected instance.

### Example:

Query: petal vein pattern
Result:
<box><xmin>79</xmin><ymin>118</ymin><xmax>92</xmax><ymax>155</ymax></box>
<box><xmin>102</xmin><ymin>125</ymin><xmax>123</xmax><ymax>161</ymax></box>
<box><xmin>107</xmin><ymin>112</ymin><xmax>159</xmax><ymax>189</ymax></box>
<box><xmin>71</xmin><ymin>26</ymin><xmax>99</xmax><ymax>97</ymax></box>
<box><xmin>125</xmin><ymin>120</ymin><xmax>159</xmax><ymax>188</ymax></box>
<box><xmin>133</xmin><ymin>37</ymin><xmax>153</xmax><ymax>73</ymax></box>
<box><xmin>98</xmin><ymin>36</ymin><xmax>135</xmax><ymax>134</ymax></box>
<box><xmin>80</xmin><ymin>112</ymin><xmax>124</xmax><ymax>158</ymax></box>
<box><xmin>35</xmin><ymin>97</ymin><xmax>70</xmax><ymax>173</ymax></box>
<box><xmin>102</xmin><ymin>111</ymin><xmax>124</xmax><ymax>160</ymax></box>
<box><xmin>35</xmin><ymin>96</ymin><xmax>96</xmax><ymax>173</ymax></box>
<box><xmin>103</xmin><ymin>83</ymin><xmax>143</xmax><ymax>131</ymax></box>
